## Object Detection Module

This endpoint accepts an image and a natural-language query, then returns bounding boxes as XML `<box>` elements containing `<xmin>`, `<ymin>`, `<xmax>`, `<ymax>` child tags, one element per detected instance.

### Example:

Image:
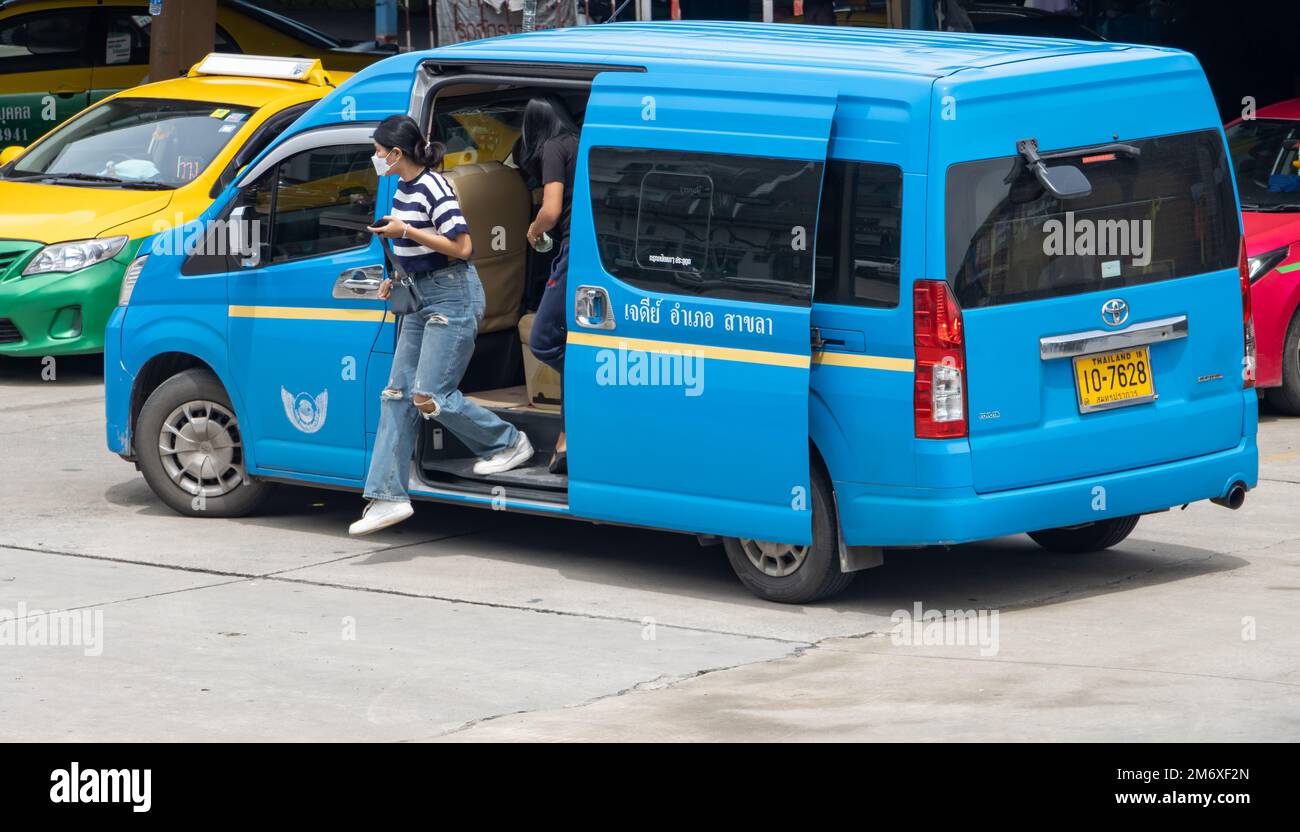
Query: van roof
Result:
<box><xmin>429</xmin><ymin>20</ymin><xmax>1166</xmax><ymax>79</ymax></box>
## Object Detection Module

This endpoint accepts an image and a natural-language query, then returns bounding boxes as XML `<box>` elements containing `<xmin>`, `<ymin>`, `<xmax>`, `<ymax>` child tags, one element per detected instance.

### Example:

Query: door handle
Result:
<box><xmin>333</xmin><ymin>265</ymin><xmax>386</xmax><ymax>299</ymax></box>
<box><xmin>574</xmin><ymin>285</ymin><xmax>615</xmax><ymax>330</ymax></box>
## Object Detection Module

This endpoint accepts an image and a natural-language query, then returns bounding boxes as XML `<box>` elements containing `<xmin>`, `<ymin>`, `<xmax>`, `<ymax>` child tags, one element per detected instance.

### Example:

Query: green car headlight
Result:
<box><xmin>22</xmin><ymin>236</ymin><xmax>129</xmax><ymax>277</ymax></box>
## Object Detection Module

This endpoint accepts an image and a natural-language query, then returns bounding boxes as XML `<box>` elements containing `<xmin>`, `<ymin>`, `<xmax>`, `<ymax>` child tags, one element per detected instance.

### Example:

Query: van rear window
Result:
<box><xmin>945</xmin><ymin>129</ymin><xmax>1239</xmax><ymax>309</ymax></box>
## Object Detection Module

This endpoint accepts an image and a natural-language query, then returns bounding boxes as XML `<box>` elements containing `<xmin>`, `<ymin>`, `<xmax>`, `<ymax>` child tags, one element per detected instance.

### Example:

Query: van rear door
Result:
<box><xmin>947</xmin><ymin>129</ymin><xmax>1245</xmax><ymax>493</ymax></box>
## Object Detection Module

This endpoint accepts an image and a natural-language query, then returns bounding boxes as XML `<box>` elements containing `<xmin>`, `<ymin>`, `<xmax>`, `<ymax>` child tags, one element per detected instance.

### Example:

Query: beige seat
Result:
<box><xmin>518</xmin><ymin>312</ymin><xmax>562</xmax><ymax>412</ymax></box>
<box><xmin>442</xmin><ymin>161</ymin><xmax>528</xmax><ymax>334</ymax></box>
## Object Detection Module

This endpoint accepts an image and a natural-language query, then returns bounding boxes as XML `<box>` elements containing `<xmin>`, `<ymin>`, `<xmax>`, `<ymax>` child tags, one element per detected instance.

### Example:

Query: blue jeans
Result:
<box><xmin>363</xmin><ymin>263</ymin><xmax>519</xmax><ymax>503</ymax></box>
<box><xmin>529</xmin><ymin>239</ymin><xmax>568</xmax><ymax>375</ymax></box>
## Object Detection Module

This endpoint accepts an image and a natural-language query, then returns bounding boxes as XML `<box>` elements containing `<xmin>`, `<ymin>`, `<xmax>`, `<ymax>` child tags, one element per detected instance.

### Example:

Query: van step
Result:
<box><xmin>419</xmin><ymin>456</ymin><xmax>568</xmax><ymax>492</ymax></box>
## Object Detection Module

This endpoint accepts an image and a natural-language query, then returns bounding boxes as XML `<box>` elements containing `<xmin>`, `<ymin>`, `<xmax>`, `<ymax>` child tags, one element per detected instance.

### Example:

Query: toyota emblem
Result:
<box><xmin>1101</xmin><ymin>298</ymin><xmax>1129</xmax><ymax>327</ymax></box>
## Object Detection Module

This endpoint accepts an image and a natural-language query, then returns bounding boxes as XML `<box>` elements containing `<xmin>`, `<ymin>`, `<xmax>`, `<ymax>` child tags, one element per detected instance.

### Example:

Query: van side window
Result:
<box><xmin>588</xmin><ymin>147</ymin><xmax>824</xmax><ymax>306</ymax></box>
<box><xmin>813</xmin><ymin>160</ymin><xmax>903</xmax><ymax>309</ymax></box>
<box><xmin>268</xmin><ymin>144</ymin><xmax>377</xmax><ymax>263</ymax></box>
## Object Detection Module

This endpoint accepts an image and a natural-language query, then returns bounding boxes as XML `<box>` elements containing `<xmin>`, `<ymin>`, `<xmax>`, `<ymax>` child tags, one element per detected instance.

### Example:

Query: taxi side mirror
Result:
<box><xmin>0</xmin><ymin>145</ymin><xmax>25</xmax><ymax>167</ymax></box>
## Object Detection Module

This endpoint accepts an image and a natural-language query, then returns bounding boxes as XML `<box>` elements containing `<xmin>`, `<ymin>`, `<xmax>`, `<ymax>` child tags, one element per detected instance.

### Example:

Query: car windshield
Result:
<box><xmin>7</xmin><ymin>98</ymin><xmax>255</xmax><ymax>188</ymax></box>
<box><xmin>1226</xmin><ymin>118</ymin><xmax>1300</xmax><ymax>210</ymax></box>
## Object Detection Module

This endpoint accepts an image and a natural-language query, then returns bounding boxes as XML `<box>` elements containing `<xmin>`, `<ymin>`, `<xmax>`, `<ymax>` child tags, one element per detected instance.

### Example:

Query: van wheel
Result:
<box><xmin>1027</xmin><ymin>515</ymin><xmax>1139</xmax><ymax>553</ymax></box>
<box><xmin>136</xmin><ymin>369</ymin><xmax>271</xmax><ymax>518</ymax></box>
<box><xmin>722</xmin><ymin>466</ymin><xmax>854</xmax><ymax>604</ymax></box>
<box><xmin>1265</xmin><ymin>311</ymin><xmax>1300</xmax><ymax>416</ymax></box>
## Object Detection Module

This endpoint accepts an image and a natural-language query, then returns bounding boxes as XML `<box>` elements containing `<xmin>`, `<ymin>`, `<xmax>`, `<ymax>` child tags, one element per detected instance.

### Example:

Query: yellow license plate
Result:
<box><xmin>1073</xmin><ymin>346</ymin><xmax>1157</xmax><ymax>413</ymax></box>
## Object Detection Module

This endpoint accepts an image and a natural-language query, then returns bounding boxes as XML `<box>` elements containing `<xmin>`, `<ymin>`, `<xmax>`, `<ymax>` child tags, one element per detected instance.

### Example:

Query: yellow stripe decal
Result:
<box><xmin>228</xmin><ymin>305</ymin><xmax>388</xmax><ymax>323</ymax></box>
<box><xmin>567</xmin><ymin>331</ymin><xmax>810</xmax><ymax>369</ymax></box>
<box><xmin>813</xmin><ymin>351</ymin><xmax>914</xmax><ymax>373</ymax></box>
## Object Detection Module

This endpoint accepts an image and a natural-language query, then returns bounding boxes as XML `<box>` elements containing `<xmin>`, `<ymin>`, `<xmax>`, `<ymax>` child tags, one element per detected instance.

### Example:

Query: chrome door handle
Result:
<box><xmin>333</xmin><ymin>265</ymin><xmax>386</xmax><ymax>299</ymax></box>
<box><xmin>574</xmin><ymin>285</ymin><xmax>615</xmax><ymax>330</ymax></box>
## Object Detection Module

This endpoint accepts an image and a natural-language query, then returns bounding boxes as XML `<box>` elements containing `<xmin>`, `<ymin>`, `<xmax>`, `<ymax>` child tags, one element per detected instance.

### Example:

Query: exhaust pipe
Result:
<box><xmin>1212</xmin><ymin>481</ymin><xmax>1248</xmax><ymax>510</ymax></box>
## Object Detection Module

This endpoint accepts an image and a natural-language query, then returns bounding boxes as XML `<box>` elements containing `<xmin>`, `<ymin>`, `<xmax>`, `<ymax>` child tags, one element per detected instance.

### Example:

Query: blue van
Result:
<box><xmin>103</xmin><ymin>22</ymin><xmax>1258</xmax><ymax>603</ymax></box>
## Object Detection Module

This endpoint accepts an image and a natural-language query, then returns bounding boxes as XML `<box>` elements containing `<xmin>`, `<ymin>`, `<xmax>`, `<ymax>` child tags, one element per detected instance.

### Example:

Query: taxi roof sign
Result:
<box><xmin>189</xmin><ymin>54</ymin><xmax>330</xmax><ymax>86</ymax></box>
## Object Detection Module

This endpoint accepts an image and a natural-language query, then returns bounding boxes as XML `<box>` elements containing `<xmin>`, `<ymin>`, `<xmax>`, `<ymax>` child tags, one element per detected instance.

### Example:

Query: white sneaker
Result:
<box><xmin>473</xmin><ymin>431</ymin><xmax>534</xmax><ymax>475</ymax></box>
<box><xmin>348</xmin><ymin>499</ymin><xmax>414</xmax><ymax>536</ymax></box>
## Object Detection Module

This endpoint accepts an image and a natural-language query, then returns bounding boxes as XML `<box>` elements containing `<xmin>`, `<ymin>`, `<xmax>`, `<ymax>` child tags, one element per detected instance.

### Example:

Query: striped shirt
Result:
<box><xmin>390</xmin><ymin>168</ymin><xmax>470</xmax><ymax>273</ymax></box>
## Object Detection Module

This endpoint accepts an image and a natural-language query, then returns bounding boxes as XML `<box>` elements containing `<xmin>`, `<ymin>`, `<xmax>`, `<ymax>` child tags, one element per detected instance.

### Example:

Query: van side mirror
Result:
<box><xmin>0</xmin><ymin>145</ymin><xmax>25</xmax><ymax>167</ymax></box>
<box><xmin>227</xmin><ymin>205</ymin><xmax>261</xmax><ymax>268</ymax></box>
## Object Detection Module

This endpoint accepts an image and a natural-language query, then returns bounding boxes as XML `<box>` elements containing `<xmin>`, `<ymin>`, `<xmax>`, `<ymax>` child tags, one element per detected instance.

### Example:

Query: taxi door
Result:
<box><xmin>567</xmin><ymin>71</ymin><xmax>835</xmax><ymax>545</ymax></box>
<box><xmin>224</xmin><ymin>125</ymin><xmax>389</xmax><ymax>482</ymax></box>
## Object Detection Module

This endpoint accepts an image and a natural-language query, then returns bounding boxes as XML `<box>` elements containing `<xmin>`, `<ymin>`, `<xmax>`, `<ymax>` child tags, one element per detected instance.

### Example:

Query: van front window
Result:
<box><xmin>6</xmin><ymin>98</ymin><xmax>255</xmax><ymax>189</ymax></box>
<box><xmin>945</xmin><ymin>129</ymin><xmax>1239</xmax><ymax>308</ymax></box>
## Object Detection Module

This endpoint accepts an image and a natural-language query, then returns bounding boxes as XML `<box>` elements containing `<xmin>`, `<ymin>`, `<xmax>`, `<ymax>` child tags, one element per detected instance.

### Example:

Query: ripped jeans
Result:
<box><xmin>362</xmin><ymin>262</ymin><xmax>519</xmax><ymax>503</ymax></box>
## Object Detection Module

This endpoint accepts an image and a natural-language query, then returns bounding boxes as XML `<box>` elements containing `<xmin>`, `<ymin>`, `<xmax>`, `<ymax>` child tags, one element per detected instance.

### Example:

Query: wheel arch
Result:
<box><xmin>129</xmin><ymin>353</ymin><xmax>242</xmax><ymax>459</ymax></box>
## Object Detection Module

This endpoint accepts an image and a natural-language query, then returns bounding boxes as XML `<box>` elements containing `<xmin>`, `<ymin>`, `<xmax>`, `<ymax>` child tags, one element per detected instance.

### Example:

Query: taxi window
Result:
<box><xmin>0</xmin><ymin>9</ymin><xmax>93</xmax><ymax>74</ymax></box>
<box><xmin>588</xmin><ymin>147</ymin><xmax>824</xmax><ymax>306</ymax></box>
<box><xmin>8</xmin><ymin>98</ymin><xmax>255</xmax><ymax>188</ymax></box>
<box><xmin>103</xmin><ymin>11</ymin><xmax>241</xmax><ymax>67</ymax></box>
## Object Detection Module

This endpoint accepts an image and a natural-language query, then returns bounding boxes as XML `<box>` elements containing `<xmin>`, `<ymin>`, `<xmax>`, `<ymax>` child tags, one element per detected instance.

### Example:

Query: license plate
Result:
<box><xmin>1073</xmin><ymin>346</ymin><xmax>1157</xmax><ymax>413</ymax></box>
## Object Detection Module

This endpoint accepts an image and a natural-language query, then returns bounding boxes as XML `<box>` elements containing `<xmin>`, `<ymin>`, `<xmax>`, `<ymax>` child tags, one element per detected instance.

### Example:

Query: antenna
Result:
<box><xmin>607</xmin><ymin>0</ymin><xmax>633</xmax><ymax>23</ymax></box>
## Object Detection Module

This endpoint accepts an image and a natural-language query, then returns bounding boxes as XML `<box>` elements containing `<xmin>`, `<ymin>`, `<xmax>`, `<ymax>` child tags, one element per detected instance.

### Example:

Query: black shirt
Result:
<box><xmin>539</xmin><ymin>132</ymin><xmax>578</xmax><ymax>241</ymax></box>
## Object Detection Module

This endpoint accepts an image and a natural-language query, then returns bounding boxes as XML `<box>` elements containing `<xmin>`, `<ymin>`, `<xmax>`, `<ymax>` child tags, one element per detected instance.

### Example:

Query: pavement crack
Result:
<box><xmin>428</xmin><ymin>644</ymin><xmax>821</xmax><ymax>741</ymax></box>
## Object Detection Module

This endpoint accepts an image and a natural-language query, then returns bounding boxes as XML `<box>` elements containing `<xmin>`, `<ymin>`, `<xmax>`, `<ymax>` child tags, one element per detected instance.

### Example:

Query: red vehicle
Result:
<box><xmin>1227</xmin><ymin>99</ymin><xmax>1300</xmax><ymax>413</ymax></box>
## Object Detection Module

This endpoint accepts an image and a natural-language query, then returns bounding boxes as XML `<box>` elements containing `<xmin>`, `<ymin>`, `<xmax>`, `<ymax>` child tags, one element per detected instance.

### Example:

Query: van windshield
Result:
<box><xmin>945</xmin><ymin>129</ymin><xmax>1239</xmax><ymax>309</ymax></box>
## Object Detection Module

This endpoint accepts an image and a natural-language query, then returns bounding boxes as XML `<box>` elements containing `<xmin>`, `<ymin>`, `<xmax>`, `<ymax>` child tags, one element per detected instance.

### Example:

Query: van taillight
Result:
<box><xmin>913</xmin><ymin>280</ymin><xmax>967</xmax><ymax>438</ymax></box>
<box><xmin>1239</xmin><ymin>238</ymin><xmax>1256</xmax><ymax>389</ymax></box>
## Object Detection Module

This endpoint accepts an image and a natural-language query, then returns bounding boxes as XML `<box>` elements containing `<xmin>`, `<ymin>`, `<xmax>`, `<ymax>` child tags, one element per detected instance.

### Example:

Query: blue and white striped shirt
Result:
<box><xmin>390</xmin><ymin>168</ymin><xmax>470</xmax><ymax>272</ymax></box>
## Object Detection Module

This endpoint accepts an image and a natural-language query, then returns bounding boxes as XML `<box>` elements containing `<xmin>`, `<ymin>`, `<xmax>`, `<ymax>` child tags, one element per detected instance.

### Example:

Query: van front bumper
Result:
<box><xmin>104</xmin><ymin>306</ymin><xmax>134</xmax><ymax>459</ymax></box>
<box><xmin>836</xmin><ymin>437</ymin><xmax>1259</xmax><ymax>548</ymax></box>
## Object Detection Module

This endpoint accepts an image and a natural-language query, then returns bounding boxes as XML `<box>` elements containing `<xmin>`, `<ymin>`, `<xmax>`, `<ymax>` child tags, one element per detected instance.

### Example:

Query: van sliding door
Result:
<box><xmin>566</xmin><ymin>71</ymin><xmax>836</xmax><ymax>545</ymax></box>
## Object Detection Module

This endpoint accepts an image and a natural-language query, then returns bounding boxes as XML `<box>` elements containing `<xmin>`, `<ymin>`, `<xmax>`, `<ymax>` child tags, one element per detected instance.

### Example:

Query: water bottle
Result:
<box><xmin>533</xmin><ymin>231</ymin><xmax>554</xmax><ymax>253</ymax></box>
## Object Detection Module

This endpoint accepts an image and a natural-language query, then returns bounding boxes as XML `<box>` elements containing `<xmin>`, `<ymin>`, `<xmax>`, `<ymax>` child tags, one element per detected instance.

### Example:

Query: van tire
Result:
<box><xmin>722</xmin><ymin>466</ymin><xmax>854</xmax><ymax>604</ymax></box>
<box><xmin>136</xmin><ymin>369</ymin><xmax>272</xmax><ymax>518</ymax></box>
<box><xmin>1027</xmin><ymin>515</ymin><xmax>1139</xmax><ymax>553</ymax></box>
<box><xmin>1265</xmin><ymin>311</ymin><xmax>1300</xmax><ymax>416</ymax></box>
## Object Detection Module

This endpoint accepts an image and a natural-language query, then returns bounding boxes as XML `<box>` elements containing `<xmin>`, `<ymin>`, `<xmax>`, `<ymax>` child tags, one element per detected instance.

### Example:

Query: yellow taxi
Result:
<box><xmin>0</xmin><ymin>0</ymin><xmax>381</xmax><ymax>143</ymax></box>
<box><xmin>0</xmin><ymin>52</ymin><xmax>353</xmax><ymax>357</ymax></box>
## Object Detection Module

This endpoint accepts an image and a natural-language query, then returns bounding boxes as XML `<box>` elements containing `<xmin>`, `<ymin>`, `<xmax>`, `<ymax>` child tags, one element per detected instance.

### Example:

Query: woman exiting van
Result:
<box><xmin>350</xmin><ymin>115</ymin><xmax>534</xmax><ymax>536</ymax></box>
<box><xmin>520</xmin><ymin>95</ymin><xmax>580</xmax><ymax>474</ymax></box>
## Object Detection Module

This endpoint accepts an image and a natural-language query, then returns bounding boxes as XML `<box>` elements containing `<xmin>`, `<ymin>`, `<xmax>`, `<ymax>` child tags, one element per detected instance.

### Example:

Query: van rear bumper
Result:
<box><xmin>836</xmin><ymin>437</ymin><xmax>1258</xmax><ymax>548</ymax></box>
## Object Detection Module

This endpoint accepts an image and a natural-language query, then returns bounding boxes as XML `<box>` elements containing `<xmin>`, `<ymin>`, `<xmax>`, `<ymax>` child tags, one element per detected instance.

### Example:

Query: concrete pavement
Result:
<box><xmin>0</xmin><ymin>355</ymin><xmax>1296</xmax><ymax>740</ymax></box>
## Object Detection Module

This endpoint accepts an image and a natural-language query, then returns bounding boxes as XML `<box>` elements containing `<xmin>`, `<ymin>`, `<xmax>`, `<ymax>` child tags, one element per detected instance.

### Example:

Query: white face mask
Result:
<box><xmin>371</xmin><ymin>149</ymin><xmax>397</xmax><ymax>176</ymax></box>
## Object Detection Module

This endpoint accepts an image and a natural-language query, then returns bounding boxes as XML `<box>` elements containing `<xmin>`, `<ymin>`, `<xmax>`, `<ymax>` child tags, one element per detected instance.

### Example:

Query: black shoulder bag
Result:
<box><xmin>378</xmin><ymin>236</ymin><xmax>422</xmax><ymax>316</ymax></box>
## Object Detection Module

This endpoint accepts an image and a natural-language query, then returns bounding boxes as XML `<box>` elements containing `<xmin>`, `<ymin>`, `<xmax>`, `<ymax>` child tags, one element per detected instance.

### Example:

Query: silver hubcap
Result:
<box><xmin>158</xmin><ymin>400</ymin><xmax>244</xmax><ymax>498</ymax></box>
<box><xmin>739</xmin><ymin>538</ymin><xmax>809</xmax><ymax>578</ymax></box>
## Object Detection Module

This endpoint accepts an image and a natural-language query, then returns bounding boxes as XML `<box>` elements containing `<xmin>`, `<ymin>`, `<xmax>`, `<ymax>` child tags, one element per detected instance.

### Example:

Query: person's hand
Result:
<box><xmin>368</xmin><ymin>216</ymin><xmax>408</xmax><ymax>239</ymax></box>
<box><xmin>377</xmin><ymin>278</ymin><xmax>392</xmax><ymax>300</ymax></box>
<box><xmin>526</xmin><ymin>223</ymin><xmax>541</xmax><ymax>247</ymax></box>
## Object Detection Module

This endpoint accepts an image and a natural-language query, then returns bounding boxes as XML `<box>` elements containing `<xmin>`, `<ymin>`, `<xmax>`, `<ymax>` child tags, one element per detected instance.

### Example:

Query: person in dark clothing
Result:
<box><xmin>519</xmin><ymin>94</ymin><xmax>580</xmax><ymax>474</ymax></box>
